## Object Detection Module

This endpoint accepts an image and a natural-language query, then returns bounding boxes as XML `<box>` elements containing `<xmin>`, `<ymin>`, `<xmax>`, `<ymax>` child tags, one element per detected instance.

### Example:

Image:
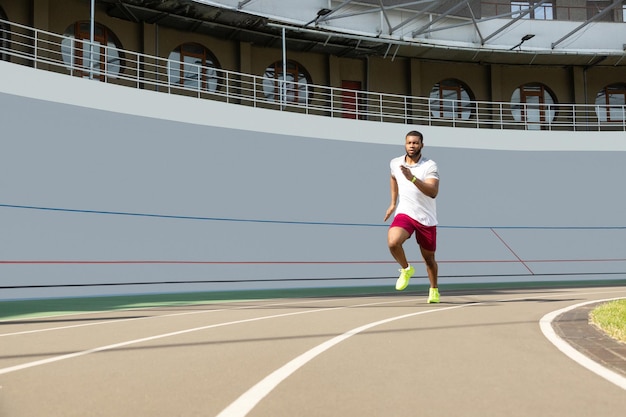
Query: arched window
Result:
<box><xmin>429</xmin><ymin>79</ymin><xmax>474</xmax><ymax>120</ymax></box>
<box><xmin>595</xmin><ymin>83</ymin><xmax>626</xmax><ymax>122</ymax></box>
<box><xmin>168</xmin><ymin>43</ymin><xmax>221</xmax><ymax>92</ymax></box>
<box><xmin>0</xmin><ymin>7</ymin><xmax>9</xmax><ymax>62</ymax></box>
<box><xmin>510</xmin><ymin>83</ymin><xmax>556</xmax><ymax>129</ymax></box>
<box><xmin>61</xmin><ymin>21</ymin><xmax>123</xmax><ymax>80</ymax></box>
<box><xmin>263</xmin><ymin>60</ymin><xmax>312</xmax><ymax>105</ymax></box>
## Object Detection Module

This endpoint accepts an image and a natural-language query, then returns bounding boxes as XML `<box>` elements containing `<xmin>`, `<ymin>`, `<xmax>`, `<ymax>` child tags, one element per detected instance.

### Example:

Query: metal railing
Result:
<box><xmin>1</xmin><ymin>18</ymin><xmax>625</xmax><ymax>132</ymax></box>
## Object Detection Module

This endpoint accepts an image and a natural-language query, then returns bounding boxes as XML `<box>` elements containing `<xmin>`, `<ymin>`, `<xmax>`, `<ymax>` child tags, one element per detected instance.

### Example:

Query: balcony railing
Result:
<box><xmin>1</xmin><ymin>18</ymin><xmax>624</xmax><ymax>132</ymax></box>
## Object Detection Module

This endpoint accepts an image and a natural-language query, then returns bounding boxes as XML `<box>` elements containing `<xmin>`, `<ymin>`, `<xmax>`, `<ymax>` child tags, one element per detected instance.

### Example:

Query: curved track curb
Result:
<box><xmin>540</xmin><ymin>298</ymin><xmax>626</xmax><ymax>390</ymax></box>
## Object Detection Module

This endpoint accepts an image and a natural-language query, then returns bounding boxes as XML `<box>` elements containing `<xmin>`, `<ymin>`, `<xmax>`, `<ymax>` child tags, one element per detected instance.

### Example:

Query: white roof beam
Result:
<box><xmin>412</xmin><ymin>0</ymin><xmax>470</xmax><ymax>37</ymax></box>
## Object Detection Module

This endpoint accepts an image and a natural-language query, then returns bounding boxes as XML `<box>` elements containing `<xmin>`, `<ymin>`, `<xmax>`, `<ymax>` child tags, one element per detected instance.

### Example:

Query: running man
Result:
<box><xmin>384</xmin><ymin>130</ymin><xmax>440</xmax><ymax>303</ymax></box>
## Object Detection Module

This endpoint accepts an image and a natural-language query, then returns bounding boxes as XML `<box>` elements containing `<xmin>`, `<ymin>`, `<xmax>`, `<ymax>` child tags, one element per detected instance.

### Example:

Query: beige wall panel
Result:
<box><xmin>417</xmin><ymin>61</ymin><xmax>490</xmax><ymax>101</ymax></box>
<box><xmin>0</xmin><ymin>0</ymin><xmax>30</xmax><ymax>24</ymax></box>
<box><xmin>239</xmin><ymin>41</ymin><xmax>252</xmax><ymax>74</ymax></box>
<box><xmin>41</xmin><ymin>0</ymin><xmax>140</xmax><ymax>52</ymax></box>
<box><xmin>585</xmin><ymin>67</ymin><xmax>626</xmax><ymax>104</ymax></box>
<box><xmin>367</xmin><ymin>56</ymin><xmax>409</xmax><ymax>94</ymax></box>
<box><xmin>249</xmin><ymin>46</ymin><xmax>282</xmax><ymax>76</ymax></box>
<box><xmin>245</xmin><ymin>46</ymin><xmax>324</xmax><ymax>83</ymax></box>
<box><xmin>284</xmin><ymin>50</ymin><xmax>328</xmax><ymax>85</ymax></box>
<box><xmin>153</xmin><ymin>26</ymin><xmax>236</xmax><ymax>66</ymax></box>
<box><xmin>330</xmin><ymin>56</ymin><xmax>365</xmax><ymax>87</ymax></box>
<box><xmin>496</xmin><ymin>65</ymin><xmax>573</xmax><ymax>103</ymax></box>
<box><xmin>142</xmin><ymin>23</ymin><xmax>156</xmax><ymax>56</ymax></box>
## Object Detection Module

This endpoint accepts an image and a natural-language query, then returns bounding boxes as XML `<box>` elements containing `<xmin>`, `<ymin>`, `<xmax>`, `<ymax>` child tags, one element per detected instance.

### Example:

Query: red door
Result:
<box><xmin>342</xmin><ymin>80</ymin><xmax>362</xmax><ymax>119</ymax></box>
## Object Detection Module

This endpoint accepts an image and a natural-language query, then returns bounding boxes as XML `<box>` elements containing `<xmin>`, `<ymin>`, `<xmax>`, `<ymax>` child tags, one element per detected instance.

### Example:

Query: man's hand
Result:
<box><xmin>399</xmin><ymin>165</ymin><xmax>414</xmax><ymax>181</ymax></box>
<box><xmin>384</xmin><ymin>204</ymin><xmax>396</xmax><ymax>222</ymax></box>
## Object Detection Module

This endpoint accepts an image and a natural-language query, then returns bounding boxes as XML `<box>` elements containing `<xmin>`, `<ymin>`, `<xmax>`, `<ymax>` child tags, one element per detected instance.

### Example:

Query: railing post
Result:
<box><xmin>33</xmin><ymin>29</ymin><xmax>38</xmax><ymax>69</ymax></box>
<box><xmin>136</xmin><ymin>52</ymin><xmax>140</xmax><ymax>89</ymax></box>
<box><xmin>404</xmin><ymin>96</ymin><xmax>408</xmax><ymax>124</ymax></box>
<box><xmin>253</xmin><ymin>76</ymin><xmax>257</xmax><ymax>108</ymax></box>
<box><xmin>547</xmin><ymin>104</ymin><xmax>552</xmax><ymax>130</ymax></box>
<box><xmin>305</xmin><ymin>84</ymin><xmax>309</xmax><ymax>115</ymax></box>
<box><xmin>197</xmin><ymin>64</ymin><xmax>201</xmax><ymax>98</ymax></box>
<box><xmin>452</xmin><ymin>100</ymin><xmax>457</xmax><ymax>128</ymax></box>
<box><xmin>225</xmin><ymin>71</ymin><xmax>229</xmax><ymax>104</ymax></box>
<box><xmin>474</xmin><ymin>101</ymin><xmax>479</xmax><ymax>128</ymax></box>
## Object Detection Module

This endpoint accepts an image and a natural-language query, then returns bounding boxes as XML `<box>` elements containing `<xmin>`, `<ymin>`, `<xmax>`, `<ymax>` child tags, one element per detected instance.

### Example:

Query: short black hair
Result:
<box><xmin>406</xmin><ymin>130</ymin><xmax>423</xmax><ymax>142</ymax></box>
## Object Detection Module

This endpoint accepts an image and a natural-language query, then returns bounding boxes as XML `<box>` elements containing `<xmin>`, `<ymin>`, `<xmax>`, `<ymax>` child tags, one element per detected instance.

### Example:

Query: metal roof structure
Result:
<box><xmin>101</xmin><ymin>0</ymin><xmax>626</xmax><ymax>67</ymax></box>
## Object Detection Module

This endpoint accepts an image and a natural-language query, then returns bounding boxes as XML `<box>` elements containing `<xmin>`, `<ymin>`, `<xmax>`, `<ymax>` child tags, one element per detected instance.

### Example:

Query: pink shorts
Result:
<box><xmin>390</xmin><ymin>213</ymin><xmax>437</xmax><ymax>252</ymax></box>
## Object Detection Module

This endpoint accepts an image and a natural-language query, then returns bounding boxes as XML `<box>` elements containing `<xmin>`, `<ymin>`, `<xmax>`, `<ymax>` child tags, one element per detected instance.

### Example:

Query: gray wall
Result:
<box><xmin>1</xmin><ymin>62</ymin><xmax>624</xmax><ymax>300</ymax></box>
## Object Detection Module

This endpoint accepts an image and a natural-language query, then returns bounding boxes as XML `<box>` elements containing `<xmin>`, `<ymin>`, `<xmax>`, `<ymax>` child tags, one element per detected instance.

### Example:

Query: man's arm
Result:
<box><xmin>399</xmin><ymin>165</ymin><xmax>439</xmax><ymax>198</ymax></box>
<box><xmin>413</xmin><ymin>177</ymin><xmax>439</xmax><ymax>198</ymax></box>
<box><xmin>384</xmin><ymin>175</ymin><xmax>398</xmax><ymax>221</ymax></box>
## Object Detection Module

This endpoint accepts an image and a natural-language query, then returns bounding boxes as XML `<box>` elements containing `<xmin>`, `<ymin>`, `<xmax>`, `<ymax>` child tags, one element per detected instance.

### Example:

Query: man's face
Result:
<box><xmin>405</xmin><ymin>135</ymin><xmax>423</xmax><ymax>157</ymax></box>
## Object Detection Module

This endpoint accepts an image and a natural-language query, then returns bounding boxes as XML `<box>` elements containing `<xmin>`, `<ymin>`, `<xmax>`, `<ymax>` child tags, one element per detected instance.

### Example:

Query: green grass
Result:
<box><xmin>2</xmin><ymin>280</ymin><xmax>625</xmax><ymax>322</ymax></box>
<box><xmin>0</xmin><ymin>286</ymin><xmax>397</xmax><ymax>320</ymax></box>
<box><xmin>590</xmin><ymin>299</ymin><xmax>626</xmax><ymax>343</ymax></box>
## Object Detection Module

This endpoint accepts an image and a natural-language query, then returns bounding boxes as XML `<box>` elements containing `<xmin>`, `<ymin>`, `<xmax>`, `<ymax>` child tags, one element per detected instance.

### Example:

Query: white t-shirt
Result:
<box><xmin>390</xmin><ymin>155</ymin><xmax>439</xmax><ymax>226</ymax></box>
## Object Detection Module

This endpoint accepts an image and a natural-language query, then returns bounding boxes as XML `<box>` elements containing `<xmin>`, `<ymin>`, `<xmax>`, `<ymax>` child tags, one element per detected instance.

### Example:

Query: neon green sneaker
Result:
<box><xmin>395</xmin><ymin>265</ymin><xmax>414</xmax><ymax>291</ymax></box>
<box><xmin>427</xmin><ymin>287</ymin><xmax>440</xmax><ymax>303</ymax></box>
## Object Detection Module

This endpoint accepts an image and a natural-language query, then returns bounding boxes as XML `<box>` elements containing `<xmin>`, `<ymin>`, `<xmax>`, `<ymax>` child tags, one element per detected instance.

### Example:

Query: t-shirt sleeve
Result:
<box><xmin>425</xmin><ymin>162</ymin><xmax>439</xmax><ymax>180</ymax></box>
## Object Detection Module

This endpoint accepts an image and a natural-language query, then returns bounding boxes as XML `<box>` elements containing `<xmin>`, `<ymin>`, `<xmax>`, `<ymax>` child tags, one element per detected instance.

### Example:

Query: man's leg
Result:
<box><xmin>388</xmin><ymin>226</ymin><xmax>415</xmax><ymax>290</ymax></box>
<box><xmin>420</xmin><ymin>246</ymin><xmax>438</xmax><ymax>288</ymax></box>
<box><xmin>420</xmin><ymin>246</ymin><xmax>439</xmax><ymax>303</ymax></box>
<box><xmin>388</xmin><ymin>226</ymin><xmax>410</xmax><ymax>268</ymax></box>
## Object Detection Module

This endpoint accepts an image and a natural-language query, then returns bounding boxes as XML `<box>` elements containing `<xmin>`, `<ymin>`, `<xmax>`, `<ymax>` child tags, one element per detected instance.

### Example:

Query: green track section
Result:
<box><xmin>2</xmin><ymin>280</ymin><xmax>625</xmax><ymax>321</ymax></box>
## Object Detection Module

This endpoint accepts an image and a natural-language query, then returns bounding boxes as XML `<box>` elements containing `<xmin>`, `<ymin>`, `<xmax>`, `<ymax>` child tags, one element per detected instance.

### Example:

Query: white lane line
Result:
<box><xmin>0</xmin><ymin>307</ymin><xmax>344</xmax><ymax>375</ymax></box>
<box><xmin>216</xmin><ymin>303</ymin><xmax>470</xmax><ymax>417</ymax></box>
<box><xmin>0</xmin><ymin>297</ymin><xmax>406</xmax><ymax>376</ymax></box>
<box><xmin>0</xmin><ymin>297</ymin><xmax>356</xmax><ymax>337</ymax></box>
<box><xmin>217</xmin><ymin>288</ymin><xmax>626</xmax><ymax>417</ymax></box>
<box><xmin>540</xmin><ymin>297</ymin><xmax>626</xmax><ymax>391</ymax></box>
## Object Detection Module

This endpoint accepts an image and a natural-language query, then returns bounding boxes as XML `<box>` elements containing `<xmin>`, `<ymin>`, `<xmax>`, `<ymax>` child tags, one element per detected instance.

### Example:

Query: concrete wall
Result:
<box><xmin>0</xmin><ymin>61</ymin><xmax>625</xmax><ymax>300</ymax></box>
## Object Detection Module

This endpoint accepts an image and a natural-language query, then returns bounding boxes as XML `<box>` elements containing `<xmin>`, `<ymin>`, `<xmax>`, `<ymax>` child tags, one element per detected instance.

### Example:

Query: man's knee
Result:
<box><xmin>388</xmin><ymin>227</ymin><xmax>409</xmax><ymax>246</ymax></box>
<box><xmin>421</xmin><ymin>250</ymin><xmax>437</xmax><ymax>265</ymax></box>
<box><xmin>387</xmin><ymin>237</ymin><xmax>403</xmax><ymax>250</ymax></box>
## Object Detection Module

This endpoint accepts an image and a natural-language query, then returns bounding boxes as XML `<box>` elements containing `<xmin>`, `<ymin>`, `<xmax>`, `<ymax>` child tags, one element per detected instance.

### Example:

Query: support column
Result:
<box><xmin>32</xmin><ymin>0</ymin><xmax>49</xmax><ymax>31</ymax></box>
<box><xmin>32</xmin><ymin>0</ymin><xmax>50</xmax><ymax>70</ymax></box>
<box><xmin>238</xmin><ymin>41</ymin><xmax>252</xmax><ymax>105</ymax></box>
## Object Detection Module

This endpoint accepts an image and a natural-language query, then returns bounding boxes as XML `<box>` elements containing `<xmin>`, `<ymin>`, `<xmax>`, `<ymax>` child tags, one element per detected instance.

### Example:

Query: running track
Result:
<box><xmin>1</xmin><ymin>284</ymin><xmax>625</xmax><ymax>417</ymax></box>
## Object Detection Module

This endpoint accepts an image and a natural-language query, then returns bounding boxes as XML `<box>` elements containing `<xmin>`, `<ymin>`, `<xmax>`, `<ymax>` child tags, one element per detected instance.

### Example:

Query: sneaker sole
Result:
<box><xmin>395</xmin><ymin>281</ymin><xmax>409</xmax><ymax>291</ymax></box>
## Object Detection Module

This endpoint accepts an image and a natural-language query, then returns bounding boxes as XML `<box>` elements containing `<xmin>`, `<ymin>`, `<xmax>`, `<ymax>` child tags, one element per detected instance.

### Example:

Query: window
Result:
<box><xmin>510</xmin><ymin>83</ymin><xmax>556</xmax><ymax>129</ymax></box>
<box><xmin>511</xmin><ymin>1</ymin><xmax>553</xmax><ymax>20</ymax></box>
<box><xmin>263</xmin><ymin>60</ymin><xmax>312</xmax><ymax>105</ymax></box>
<box><xmin>429</xmin><ymin>79</ymin><xmax>474</xmax><ymax>120</ymax></box>
<box><xmin>595</xmin><ymin>83</ymin><xmax>626</xmax><ymax>122</ymax></box>
<box><xmin>587</xmin><ymin>1</ymin><xmax>614</xmax><ymax>22</ymax></box>
<box><xmin>61</xmin><ymin>22</ymin><xmax>123</xmax><ymax>80</ymax></box>
<box><xmin>168</xmin><ymin>43</ymin><xmax>221</xmax><ymax>92</ymax></box>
